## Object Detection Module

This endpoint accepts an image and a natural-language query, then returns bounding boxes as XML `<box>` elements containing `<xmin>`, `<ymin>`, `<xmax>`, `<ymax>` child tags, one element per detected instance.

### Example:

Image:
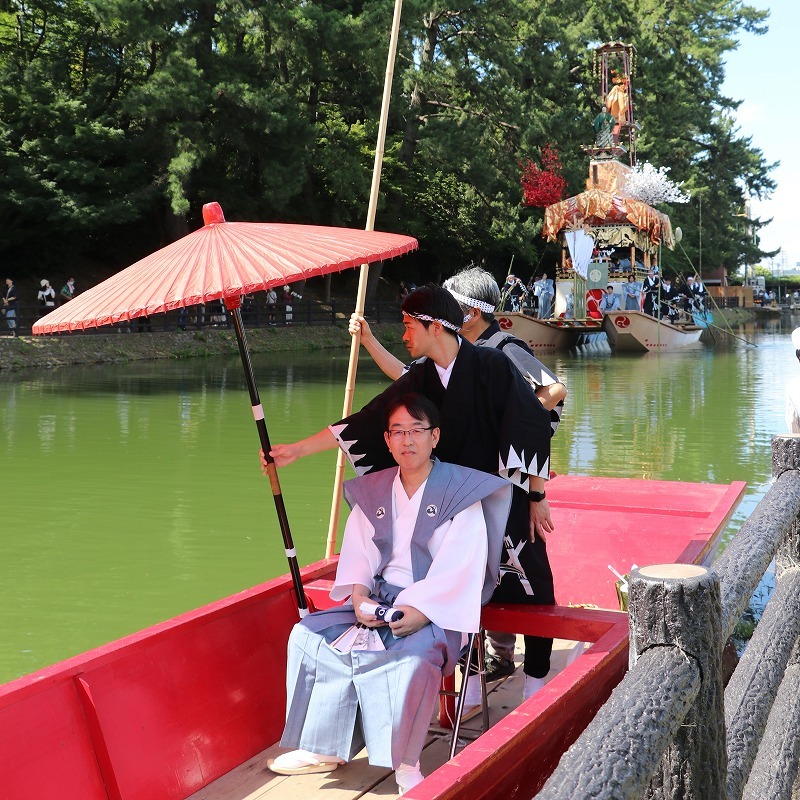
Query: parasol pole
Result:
<box><xmin>325</xmin><ymin>0</ymin><xmax>404</xmax><ymax>559</ymax></box>
<box><xmin>226</xmin><ymin>296</ymin><xmax>309</xmax><ymax>617</ymax></box>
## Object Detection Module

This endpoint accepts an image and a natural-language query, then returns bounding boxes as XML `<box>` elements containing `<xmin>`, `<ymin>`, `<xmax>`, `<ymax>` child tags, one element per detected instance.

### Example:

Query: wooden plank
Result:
<box><xmin>186</xmin><ymin>743</ymin><xmax>394</xmax><ymax>800</ymax></box>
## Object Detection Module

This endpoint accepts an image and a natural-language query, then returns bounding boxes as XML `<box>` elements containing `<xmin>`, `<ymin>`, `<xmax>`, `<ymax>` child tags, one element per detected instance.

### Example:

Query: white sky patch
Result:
<box><xmin>722</xmin><ymin>0</ymin><xmax>800</xmax><ymax>272</ymax></box>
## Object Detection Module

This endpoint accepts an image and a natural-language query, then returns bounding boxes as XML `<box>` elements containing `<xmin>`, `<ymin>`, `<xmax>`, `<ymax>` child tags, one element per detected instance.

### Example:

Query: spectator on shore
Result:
<box><xmin>37</xmin><ymin>280</ymin><xmax>57</xmax><ymax>317</ymax></box>
<box><xmin>266</xmin><ymin>288</ymin><xmax>278</xmax><ymax>325</ymax></box>
<box><xmin>283</xmin><ymin>285</ymin><xmax>302</xmax><ymax>326</ymax></box>
<box><xmin>59</xmin><ymin>277</ymin><xmax>76</xmax><ymax>304</ymax></box>
<box><xmin>3</xmin><ymin>277</ymin><xmax>18</xmax><ymax>336</ymax></box>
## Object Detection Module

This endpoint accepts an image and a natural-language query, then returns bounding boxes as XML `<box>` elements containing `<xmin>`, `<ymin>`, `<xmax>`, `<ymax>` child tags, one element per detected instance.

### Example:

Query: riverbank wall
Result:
<box><xmin>0</xmin><ymin>324</ymin><xmax>405</xmax><ymax>371</ymax></box>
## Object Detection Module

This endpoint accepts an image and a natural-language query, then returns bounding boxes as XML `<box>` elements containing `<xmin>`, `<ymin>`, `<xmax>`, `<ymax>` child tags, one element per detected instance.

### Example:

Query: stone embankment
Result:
<box><xmin>0</xmin><ymin>325</ymin><xmax>399</xmax><ymax>371</ymax></box>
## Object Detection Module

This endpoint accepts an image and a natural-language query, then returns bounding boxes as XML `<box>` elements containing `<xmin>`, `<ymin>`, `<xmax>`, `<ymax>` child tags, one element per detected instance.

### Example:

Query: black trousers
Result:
<box><xmin>489</xmin><ymin>491</ymin><xmax>555</xmax><ymax>678</ymax></box>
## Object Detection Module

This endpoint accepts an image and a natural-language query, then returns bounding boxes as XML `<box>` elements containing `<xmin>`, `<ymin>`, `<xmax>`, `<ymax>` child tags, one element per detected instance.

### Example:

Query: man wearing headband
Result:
<box><xmin>642</xmin><ymin>267</ymin><xmax>660</xmax><ymax>317</ymax></box>
<box><xmin>350</xmin><ymin>269</ymin><xmax>565</xmax><ymax>424</ymax></box>
<box><xmin>271</xmin><ymin>284</ymin><xmax>554</xmax><ymax>701</ymax></box>
<box><xmin>442</xmin><ymin>267</ymin><xmax>564</xmax><ymax>694</ymax></box>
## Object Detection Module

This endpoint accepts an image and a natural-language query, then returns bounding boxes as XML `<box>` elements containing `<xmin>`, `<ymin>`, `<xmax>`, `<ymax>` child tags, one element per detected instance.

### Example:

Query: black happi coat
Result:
<box><xmin>331</xmin><ymin>338</ymin><xmax>555</xmax><ymax>604</ymax></box>
<box><xmin>642</xmin><ymin>275</ymin><xmax>660</xmax><ymax>316</ymax></box>
<box><xmin>477</xmin><ymin>321</ymin><xmax>563</xmax><ymax>438</ymax></box>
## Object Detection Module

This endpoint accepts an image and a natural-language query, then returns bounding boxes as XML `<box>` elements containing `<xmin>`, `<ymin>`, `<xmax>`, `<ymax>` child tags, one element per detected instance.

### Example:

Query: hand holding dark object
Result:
<box><xmin>389</xmin><ymin>606</ymin><xmax>429</xmax><ymax>637</ymax></box>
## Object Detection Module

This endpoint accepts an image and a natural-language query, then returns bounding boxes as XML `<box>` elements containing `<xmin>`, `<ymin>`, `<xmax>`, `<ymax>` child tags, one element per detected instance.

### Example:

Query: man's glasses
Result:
<box><xmin>386</xmin><ymin>426</ymin><xmax>433</xmax><ymax>440</ymax></box>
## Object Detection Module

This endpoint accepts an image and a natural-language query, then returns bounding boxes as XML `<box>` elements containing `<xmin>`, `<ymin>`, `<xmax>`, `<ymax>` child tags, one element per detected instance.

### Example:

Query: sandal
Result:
<box><xmin>268</xmin><ymin>749</ymin><xmax>344</xmax><ymax>775</ymax></box>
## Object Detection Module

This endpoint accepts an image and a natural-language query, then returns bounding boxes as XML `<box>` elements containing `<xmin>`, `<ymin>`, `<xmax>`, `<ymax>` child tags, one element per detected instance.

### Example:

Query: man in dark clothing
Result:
<box><xmin>641</xmin><ymin>269</ymin><xmax>660</xmax><ymax>317</ymax></box>
<box><xmin>3</xmin><ymin>278</ymin><xmax>18</xmax><ymax>336</ymax></box>
<box><xmin>660</xmin><ymin>276</ymin><xmax>680</xmax><ymax>322</ymax></box>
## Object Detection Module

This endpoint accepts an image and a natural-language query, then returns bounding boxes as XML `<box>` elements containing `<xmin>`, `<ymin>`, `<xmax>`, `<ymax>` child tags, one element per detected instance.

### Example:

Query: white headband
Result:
<box><xmin>404</xmin><ymin>312</ymin><xmax>461</xmax><ymax>331</ymax></box>
<box><xmin>447</xmin><ymin>289</ymin><xmax>496</xmax><ymax>314</ymax></box>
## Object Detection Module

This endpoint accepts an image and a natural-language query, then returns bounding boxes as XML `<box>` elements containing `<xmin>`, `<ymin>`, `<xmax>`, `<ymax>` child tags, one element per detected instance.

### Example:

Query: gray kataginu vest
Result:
<box><xmin>343</xmin><ymin>458</ymin><xmax>511</xmax><ymax>603</ymax></box>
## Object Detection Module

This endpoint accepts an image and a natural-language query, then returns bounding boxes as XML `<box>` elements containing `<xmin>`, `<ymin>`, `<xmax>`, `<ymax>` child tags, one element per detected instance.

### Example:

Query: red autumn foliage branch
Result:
<box><xmin>520</xmin><ymin>143</ymin><xmax>566</xmax><ymax>207</ymax></box>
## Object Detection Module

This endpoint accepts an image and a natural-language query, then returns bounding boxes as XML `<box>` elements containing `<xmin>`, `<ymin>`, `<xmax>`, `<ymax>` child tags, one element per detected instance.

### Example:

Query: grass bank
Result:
<box><xmin>0</xmin><ymin>324</ymin><xmax>405</xmax><ymax>371</ymax></box>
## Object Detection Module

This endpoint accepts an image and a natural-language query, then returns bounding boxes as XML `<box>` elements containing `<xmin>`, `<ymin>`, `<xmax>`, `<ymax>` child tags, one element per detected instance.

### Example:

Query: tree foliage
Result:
<box><xmin>0</xmin><ymin>0</ymin><xmax>777</xmax><ymax>289</ymax></box>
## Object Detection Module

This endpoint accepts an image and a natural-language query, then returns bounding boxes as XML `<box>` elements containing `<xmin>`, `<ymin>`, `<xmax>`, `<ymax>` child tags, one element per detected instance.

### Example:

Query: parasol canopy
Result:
<box><xmin>543</xmin><ymin>188</ymin><xmax>675</xmax><ymax>251</ymax></box>
<box><xmin>33</xmin><ymin>202</ymin><xmax>418</xmax><ymax>334</ymax></box>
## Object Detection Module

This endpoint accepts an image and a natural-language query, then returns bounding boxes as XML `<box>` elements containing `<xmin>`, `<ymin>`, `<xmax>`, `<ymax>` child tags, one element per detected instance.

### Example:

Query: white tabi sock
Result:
<box><xmin>523</xmin><ymin>675</ymin><xmax>545</xmax><ymax>700</ymax></box>
<box><xmin>463</xmin><ymin>675</ymin><xmax>482</xmax><ymax>707</ymax></box>
<box><xmin>396</xmin><ymin>762</ymin><xmax>424</xmax><ymax>794</ymax></box>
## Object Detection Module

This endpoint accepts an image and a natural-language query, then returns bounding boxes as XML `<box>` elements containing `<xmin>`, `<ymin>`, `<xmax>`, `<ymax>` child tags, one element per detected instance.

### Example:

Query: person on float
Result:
<box><xmin>598</xmin><ymin>285</ymin><xmax>621</xmax><ymax>314</ymax></box>
<box><xmin>622</xmin><ymin>274</ymin><xmax>641</xmax><ymax>311</ymax></box>
<box><xmin>642</xmin><ymin>268</ymin><xmax>661</xmax><ymax>317</ymax></box>
<box><xmin>660</xmin><ymin>275</ymin><xmax>680</xmax><ymax>322</ymax></box>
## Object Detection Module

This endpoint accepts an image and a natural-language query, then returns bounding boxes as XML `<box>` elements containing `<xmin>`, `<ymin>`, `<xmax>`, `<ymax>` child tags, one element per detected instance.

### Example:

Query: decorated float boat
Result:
<box><xmin>524</xmin><ymin>42</ymin><xmax>706</xmax><ymax>354</ymax></box>
<box><xmin>0</xmin><ymin>473</ymin><xmax>744</xmax><ymax>800</ymax></box>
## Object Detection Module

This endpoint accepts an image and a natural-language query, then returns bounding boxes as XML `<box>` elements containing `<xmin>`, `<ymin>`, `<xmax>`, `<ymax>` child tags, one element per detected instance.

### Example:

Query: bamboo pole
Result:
<box><xmin>325</xmin><ymin>0</ymin><xmax>404</xmax><ymax>558</ymax></box>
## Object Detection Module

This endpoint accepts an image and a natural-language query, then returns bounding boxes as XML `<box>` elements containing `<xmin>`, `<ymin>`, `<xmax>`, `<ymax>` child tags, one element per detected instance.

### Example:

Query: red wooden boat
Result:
<box><xmin>0</xmin><ymin>474</ymin><xmax>743</xmax><ymax>800</ymax></box>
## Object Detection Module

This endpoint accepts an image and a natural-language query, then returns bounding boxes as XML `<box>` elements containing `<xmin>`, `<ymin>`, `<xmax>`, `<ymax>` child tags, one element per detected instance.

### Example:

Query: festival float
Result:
<box><xmin>503</xmin><ymin>42</ymin><xmax>707</xmax><ymax>353</ymax></box>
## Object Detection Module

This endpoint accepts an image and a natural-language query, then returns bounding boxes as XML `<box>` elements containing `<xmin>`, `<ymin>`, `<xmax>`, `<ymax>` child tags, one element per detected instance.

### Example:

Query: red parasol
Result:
<box><xmin>33</xmin><ymin>202</ymin><xmax>418</xmax><ymax>617</ymax></box>
<box><xmin>32</xmin><ymin>202</ymin><xmax>417</xmax><ymax>333</ymax></box>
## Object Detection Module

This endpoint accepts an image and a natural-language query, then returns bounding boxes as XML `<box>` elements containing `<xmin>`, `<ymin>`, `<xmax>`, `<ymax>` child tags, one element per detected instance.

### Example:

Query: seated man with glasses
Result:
<box><xmin>269</xmin><ymin>393</ymin><xmax>511</xmax><ymax>794</ymax></box>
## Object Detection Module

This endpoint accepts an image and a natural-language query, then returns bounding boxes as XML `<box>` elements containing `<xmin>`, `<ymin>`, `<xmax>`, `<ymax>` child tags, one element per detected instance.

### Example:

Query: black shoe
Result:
<box><xmin>483</xmin><ymin>655</ymin><xmax>516</xmax><ymax>682</ymax></box>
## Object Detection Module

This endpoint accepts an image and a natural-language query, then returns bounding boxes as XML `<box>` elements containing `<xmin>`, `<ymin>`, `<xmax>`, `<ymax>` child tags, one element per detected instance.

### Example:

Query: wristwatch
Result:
<box><xmin>528</xmin><ymin>489</ymin><xmax>546</xmax><ymax>503</ymax></box>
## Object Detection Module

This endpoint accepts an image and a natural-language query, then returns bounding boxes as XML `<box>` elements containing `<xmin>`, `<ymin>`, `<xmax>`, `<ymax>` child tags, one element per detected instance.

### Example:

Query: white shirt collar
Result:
<box><xmin>434</xmin><ymin>337</ymin><xmax>461</xmax><ymax>388</ymax></box>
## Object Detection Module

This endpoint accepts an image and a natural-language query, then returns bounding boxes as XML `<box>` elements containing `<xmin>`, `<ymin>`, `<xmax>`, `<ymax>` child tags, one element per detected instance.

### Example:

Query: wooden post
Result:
<box><xmin>722</xmin><ymin>434</ymin><xmax>800</xmax><ymax>799</ymax></box>
<box><xmin>628</xmin><ymin>564</ymin><xmax>726</xmax><ymax>799</ymax></box>
<box><xmin>772</xmin><ymin>435</ymin><xmax>800</xmax><ymax>578</ymax></box>
<box><xmin>741</xmin><ymin>643</ymin><xmax>800</xmax><ymax>800</ymax></box>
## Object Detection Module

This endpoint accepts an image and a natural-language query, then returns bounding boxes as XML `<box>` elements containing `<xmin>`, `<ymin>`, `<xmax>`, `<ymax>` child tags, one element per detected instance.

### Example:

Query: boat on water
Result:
<box><xmin>602</xmin><ymin>309</ymin><xmax>704</xmax><ymax>353</ymax></box>
<box><xmin>0</xmin><ymin>473</ymin><xmax>744</xmax><ymax>800</ymax></box>
<box><xmin>494</xmin><ymin>311</ymin><xmax>605</xmax><ymax>353</ymax></box>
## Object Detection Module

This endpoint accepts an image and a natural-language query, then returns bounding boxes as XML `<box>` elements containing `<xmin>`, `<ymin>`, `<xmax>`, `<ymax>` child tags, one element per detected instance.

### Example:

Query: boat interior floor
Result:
<box><xmin>187</xmin><ymin>637</ymin><xmax>585</xmax><ymax>800</ymax></box>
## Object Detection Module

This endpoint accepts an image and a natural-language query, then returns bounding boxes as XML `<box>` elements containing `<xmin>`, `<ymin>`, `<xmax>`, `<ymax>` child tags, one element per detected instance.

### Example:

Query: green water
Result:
<box><xmin>0</xmin><ymin>317</ymin><xmax>792</xmax><ymax>683</ymax></box>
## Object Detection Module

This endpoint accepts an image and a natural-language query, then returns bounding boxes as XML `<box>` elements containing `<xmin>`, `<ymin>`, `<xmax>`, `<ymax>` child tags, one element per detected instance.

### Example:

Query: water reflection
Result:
<box><xmin>0</xmin><ymin>317</ymin><xmax>796</xmax><ymax>682</ymax></box>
